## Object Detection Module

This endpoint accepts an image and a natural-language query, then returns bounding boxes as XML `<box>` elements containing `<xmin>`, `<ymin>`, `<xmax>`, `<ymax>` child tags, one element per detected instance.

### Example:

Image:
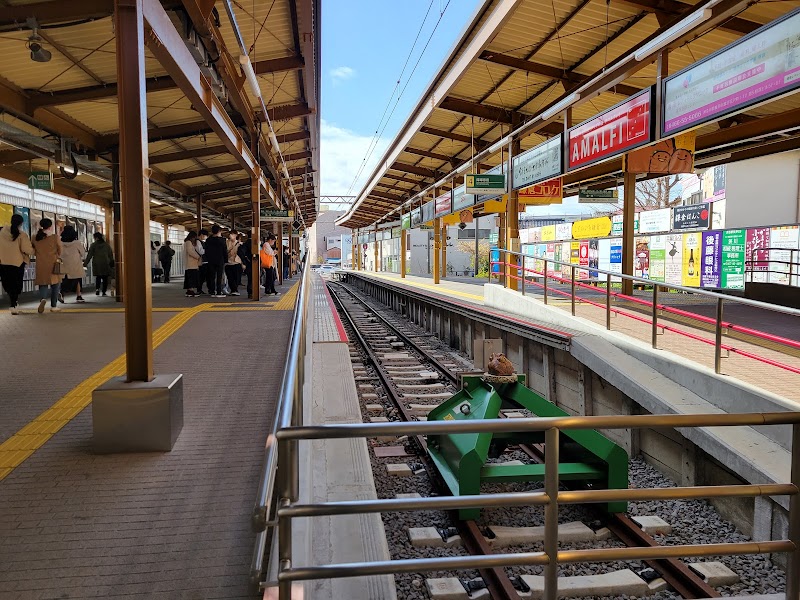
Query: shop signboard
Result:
<box><xmin>452</xmin><ymin>184</ymin><xmax>474</xmax><ymax>211</ymax></box>
<box><xmin>588</xmin><ymin>239</ymin><xmax>599</xmax><ymax>278</ymax></box>
<box><xmin>571</xmin><ymin>216</ymin><xmax>612</xmax><ymax>239</ymax></box>
<box><xmin>663</xmin><ymin>9</ymin><xmax>800</xmax><ymax>137</ymax></box>
<box><xmin>634</xmin><ymin>237</ymin><xmax>650</xmax><ymax>279</ymax></box>
<box><xmin>672</xmin><ymin>204</ymin><xmax>710</xmax><ymax>230</ymax></box>
<box><xmin>567</xmin><ymin>88</ymin><xmax>653</xmax><ymax>171</ymax></box>
<box><xmin>401</xmin><ymin>213</ymin><xmax>411</xmax><ymax>230</ymax></box>
<box><xmin>682</xmin><ymin>232</ymin><xmax>701</xmax><ymax>287</ymax></box>
<box><xmin>518</xmin><ymin>177</ymin><xmax>563</xmax><ymax>205</ymax></box>
<box><xmin>610</xmin><ymin>238</ymin><xmax>623</xmax><ymax>281</ymax></box>
<box><xmin>579</xmin><ymin>240</ymin><xmax>590</xmax><ymax>280</ymax></box>
<box><xmin>579</xmin><ymin>188</ymin><xmax>619</xmax><ymax>203</ymax></box>
<box><xmin>466</xmin><ymin>173</ymin><xmax>505</xmax><ymax>195</ymax></box>
<box><xmin>555</xmin><ymin>222</ymin><xmax>572</xmax><ymax>241</ymax></box>
<box><xmin>650</xmin><ymin>235</ymin><xmax>666</xmax><ymax>282</ymax></box>
<box><xmin>434</xmin><ymin>191</ymin><xmax>452</xmax><ymax>217</ymax></box>
<box><xmin>769</xmin><ymin>225</ymin><xmax>799</xmax><ymax>285</ymax></box>
<box><xmin>638</xmin><ymin>208</ymin><xmax>671</xmax><ymax>234</ymax></box>
<box><xmin>410</xmin><ymin>207</ymin><xmax>422</xmax><ymax>227</ymax></box>
<box><xmin>665</xmin><ymin>233</ymin><xmax>683</xmax><ymax>286</ymax></box>
<box><xmin>512</xmin><ymin>135</ymin><xmax>562</xmax><ymax>190</ymax></box>
<box><xmin>701</xmin><ymin>231</ymin><xmax>722</xmax><ymax>288</ymax></box>
<box><xmin>746</xmin><ymin>227</ymin><xmax>770</xmax><ymax>282</ymax></box>
<box><xmin>541</xmin><ymin>225</ymin><xmax>556</xmax><ymax>242</ymax></box>
<box><xmin>611</xmin><ymin>214</ymin><xmax>639</xmax><ymax>236</ymax></box>
<box><xmin>421</xmin><ymin>201</ymin><xmax>434</xmax><ymax>223</ymax></box>
<box><xmin>721</xmin><ymin>229</ymin><xmax>746</xmax><ymax>289</ymax></box>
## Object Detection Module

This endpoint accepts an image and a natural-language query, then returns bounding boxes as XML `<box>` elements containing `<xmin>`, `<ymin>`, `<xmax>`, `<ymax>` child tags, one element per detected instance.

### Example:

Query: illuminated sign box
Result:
<box><xmin>662</xmin><ymin>8</ymin><xmax>800</xmax><ymax>137</ymax></box>
<box><xmin>512</xmin><ymin>135</ymin><xmax>563</xmax><ymax>190</ymax></box>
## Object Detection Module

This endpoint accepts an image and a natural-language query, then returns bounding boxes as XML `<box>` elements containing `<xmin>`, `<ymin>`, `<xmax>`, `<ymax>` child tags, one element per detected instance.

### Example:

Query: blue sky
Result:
<box><xmin>320</xmin><ymin>0</ymin><xmax>480</xmax><ymax>197</ymax></box>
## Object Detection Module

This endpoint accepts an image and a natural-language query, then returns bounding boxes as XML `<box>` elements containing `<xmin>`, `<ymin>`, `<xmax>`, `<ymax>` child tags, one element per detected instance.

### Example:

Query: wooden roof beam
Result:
<box><xmin>384</xmin><ymin>172</ymin><xmax>425</xmax><ymax>186</ymax></box>
<box><xmin>190</xmin><ymin>178</ymin><xmax>251</xmax><ymax>194</ymax></box>
<box><xmin>390</xmin><ymin>162</ymin><xmax>438</xmax><ymax>179</ymax></box>
<box><xmin>440</xmin><ymin>97</ymin><xmax>563</xmax><ymax>136</ymax></box>
<box><xmin>149</xmin><ymin>144</ymin><xmax>229</xmax><ymax>164</ymax></box>
<box><xmin>420</xmin><ymin>126</ymin><xmax>489</xmax><ymax>150</ymax></box>
<box><xmin>265</xmin><ymin>102</ymin><xmax>312</xmax><ymax>123</ymax></box>
<box><xmin>0</xmin><ymin>149</ymin><xmax>37</xmax><ymax>165</ymax></box>
<box><xmin>0</xmin><ymin>0</ymin><xmax>114</xmax><ymax>31</ymax></box>
<box><xmin>277</xmin><ymin>130</ymin><xmax>310</xmax><ymax>144</ymax></box>
<box><xmin>283</xmin><ymin>150</ymin><xmax>312</xmax><ymax>162</ymax></box>
<box><xmin>617</xmin><ymin>0</ymin><xmax>760</xmax><ymax>35</ymax></box>
<box><xmin>404</xmin><ymin>147</ymin><xmax>456</xmax><ymax>165</ymax></box>
<box><xmin>166</xmin><ymin>163</ymin><xmax>242</xmax><ymax>182</ymax></box>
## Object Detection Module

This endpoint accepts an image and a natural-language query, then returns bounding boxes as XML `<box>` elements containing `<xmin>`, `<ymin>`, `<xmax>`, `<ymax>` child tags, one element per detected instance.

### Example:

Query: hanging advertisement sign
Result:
<box><xmin>477</xmin><ymin>164</ymin><xmax>505</xmax><ymax>203</ymax></box>
<box><xmin>541</xmin><ymin>225</ymin><xmax>556</xmax><ymax>242</ymax></box>
<box><xmin>624</xmin><ymin>132</ymin><xmax>696</xmax><ymax>174</ymax></box>
<box><xmin>682</xmin><ymin>232</ymin><xmax>701</xmax><ymax>287</ymax></box>
<box><xmin>672</xmin><ymin>204</ymin><xmax>710</xmax><ymax>230</ymax></box>
<box><xmin>701</xmin><ymin>231</ymin><xmax>723</xmax><ymax>288</ymax></box>
<box><xmin>769</xmin><ymin>225</ymin><xmax>799</xmax><ymax>285</ymax></box>
<box><xmin>512</xmin><ymin>135</ymin><xmax>562</xmax><ymax>190</ymax></box>
<box><xmin>638</xmin><ymin>208</ymin><xmax>672</xmax><ymax>234</ymax></box>
<box><xmin>611</xmin><ymin>213</ymin><xmax>639</xmax><ymax>236</ymax></box>
<box><xmin>578</xmin><ymin>188</ymin><xmax>619</xmax><ymax>203</ymax></box>
<box><xmin>663</xmin><ymin>9</ymin><xmax>800</xmax><ymax>137</ymax></box>
<box><xmin>713</xmin><ymin>165</ymin><xmax>726</xmax><ymax>201</ymax></box>
<box><xmin>452</xmin><ymin>184</ymin><xmax>474</xmax><ymax>211</ymax></box>
<box><xmin>634</xmin><ymin>237</ymin><xmax>650</xmax><ymax>279</ymax></box>
<box><xmin>571</xmin><ymin>216</ymin><xmax>612</xmax><ymax>239</ymax></box>
<box><xmin>410</xmin><ymin>207</ymin><xmax>422</xmax><ymax>227</ymax></box>
<box><xmin>14</xmin><ymin>206</ymin><xmax>30</xmax><ymax>236</ymax></box>
<box><xmin>650</xmin><ymin>235</ymin><xmax>666</xmax><ymax>282</ymax></box>
<box><xmin>0</xmin><ymin>202</ymin><xmax>12</xmax><ymax>226</ymax></box>
<box><xmin>466</xmin><ymin>173</ymin><xmax>506</xmax><ymax>195</ymax></box>
<box><xmin>588</xmin><ymin>239</ymin><xmax>599</xmax><ymax>278</ymax></box>
<box><xmin>567</xmin><ymin>88</ymin><xmax>654</xmax><ymax>171</ymax></box>
<box><xmin>610</xmin><ymin>238</ymin><xmax>623</xmax><ymax>281</ymax></box>
<box><xmin>579</xmin><ymin>240</ymin><xmax>590</xmax><ymax>280</ymax></box>
<box><xmin>556</xmin><ymin>222</ymin><xmax>573</xmax><ymax>241</ymax></box>
<box><xmin>518</xmin><ymin>177</ymin><xmax>563</xmax><ymax>205</ymax></box>
<box><xmin>721</xmin><ymin>229</ymin><xmax>746</xmax><ymax>289</ymax></box>
<box><xmin>746</xmin><ymin>227</ymin><xmax>771</xmax><ymax>282</ymax></box>
<box><xmin>665</xmin><ymin>233</ymin><xmax>683</xmax><ymax>286</ymax></box>
<box><xmin>434</xmin><ymin>191</ymin><xmax>452</xmax><ymax>217</ymax></box>
<box><xmin>402</xmin><ymin>213</ymin><xmax>411</xmax><ymax>230</ymax></box>
<box><xmin>421</xmin><ymin>201</ymin><xmax>434</xmax><ymax>223</ymax></box>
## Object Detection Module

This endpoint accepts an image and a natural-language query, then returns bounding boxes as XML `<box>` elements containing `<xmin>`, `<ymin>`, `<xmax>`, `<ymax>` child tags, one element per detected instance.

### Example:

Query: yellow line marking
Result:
<box><xmin>273</xmin><ymin>282</ymin><xmax>300</xmax><ymax>310</ymax></box>
<box><xmin>0</xmin><ymin>303</ymin><xmax>208</xmax><ymax>480</ymax></box>
<box><xmin>364</xmin><ymin>272</ymin><xmax>484</xmax><ymax>302</ymax></box>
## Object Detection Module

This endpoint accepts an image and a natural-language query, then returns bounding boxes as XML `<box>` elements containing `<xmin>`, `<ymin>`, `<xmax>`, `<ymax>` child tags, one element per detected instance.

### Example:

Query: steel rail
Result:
<box><xmin>327</xmin><ymin>283</ymin><xmax>522</xmax><ymax>600</ymax></box>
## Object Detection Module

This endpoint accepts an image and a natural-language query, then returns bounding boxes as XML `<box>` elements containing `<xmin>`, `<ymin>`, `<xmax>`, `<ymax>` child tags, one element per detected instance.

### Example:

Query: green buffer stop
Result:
<box><xmin>426</xmin><ymin>375</ymin><xmax>628</xmax><ymax>520</ymax></box>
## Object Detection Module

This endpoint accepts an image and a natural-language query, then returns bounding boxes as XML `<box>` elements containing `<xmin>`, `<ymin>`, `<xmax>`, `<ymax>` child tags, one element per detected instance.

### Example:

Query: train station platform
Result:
<box><xmin>0</xmin><ymin>278</ymin><xmax>299</xmax><ymax>599</ymax></box>
<box><xmin>348</xmin><ymin>270</ymin><xmax>800</xmax><ymax>403</ymax></box>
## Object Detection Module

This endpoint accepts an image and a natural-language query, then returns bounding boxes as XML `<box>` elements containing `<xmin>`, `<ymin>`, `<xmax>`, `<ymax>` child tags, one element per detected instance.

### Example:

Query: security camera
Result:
<box><xmin>458</xmin><ymin>222</ymin><xmax>467</xmax><ymax>230</ymax></box>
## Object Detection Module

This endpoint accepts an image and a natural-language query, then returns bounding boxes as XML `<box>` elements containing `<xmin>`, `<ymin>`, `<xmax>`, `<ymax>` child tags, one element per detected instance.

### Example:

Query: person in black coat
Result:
<box><xmin>203</xmin><ymin>225</ymin><xmax>228</xmax><ymax>297</ymax></box>
<box><xmin>158</xmin><ymin>241</ymin><xmax>175</xmax><ymax>283</ymax></box>
<box><xmin>197</xmin><ymin>229</ymin><xmax>209</xmax><ymax>294</ymax></box>
<box><xmin>237</xmin><ymin>234</ymin><xmax>253</xmax><ymax>296</ymax></box>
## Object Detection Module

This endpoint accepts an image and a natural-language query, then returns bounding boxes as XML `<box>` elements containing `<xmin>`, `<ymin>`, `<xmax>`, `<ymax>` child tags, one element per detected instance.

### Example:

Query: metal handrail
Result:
<box><xmin>746</xmin><ymin>247</ymin><xmax>799</xmax><ymax>286</ymax></box>
<box><xmin>491</xmin><ymin>247</ymin><xmax>800</xmax><ymax>375</ymax></box>
<box><xmin>274</xmin><ymin>413</ymin><xmax>800</xmax><ymax>600</ymax></box>
<box><xmin>249</xmin><ymin>265</ymin><xmax>311</xmax><ymax>590</ymax></box>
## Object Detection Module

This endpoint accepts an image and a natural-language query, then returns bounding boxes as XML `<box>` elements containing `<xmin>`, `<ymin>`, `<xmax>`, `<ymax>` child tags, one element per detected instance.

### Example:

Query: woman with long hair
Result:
<box><xmin>84</xmin><ymin>232</ymin><xmax>114</xmax><ymax>296</ymax></box>
<box><xmin>32</xmin><ymin>217</ymin><xmax>63</xmax><ymax>313</ymax></box>
<box><xmin>183</xmin><ymin>230</ymin><xmax>203</xmax><ymax>297</ymax></box>
<box><xmin>59</xmin><ymin>225</ymin><xmax>86</xmax><ymax>303</ymax></box>
<box><xmin>0</xmin><ymin>213</ymin><xmax>34</xmax><ymax>314</ymax></box>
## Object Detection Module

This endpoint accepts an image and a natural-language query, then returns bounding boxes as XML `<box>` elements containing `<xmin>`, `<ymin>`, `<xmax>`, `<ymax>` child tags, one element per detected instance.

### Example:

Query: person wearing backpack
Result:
<box><xmin>158</xmin><ymin>240</ymin><xmax>175</xmax><ymax>283</ymax></box>
<box><xmin>0</xmin><ymin>213</ymin><xmax>34</xmax><ymax>314</ymax></box>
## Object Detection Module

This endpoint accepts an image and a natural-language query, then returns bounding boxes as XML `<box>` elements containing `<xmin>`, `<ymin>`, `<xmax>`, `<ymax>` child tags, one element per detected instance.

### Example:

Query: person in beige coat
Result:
<box><xmin>183</xmin><ymin>231</ymin><xmax>204</xmax><ymax>297</ymax></box>
<box><xmin>0</xmin><ymin>213</ymin><xmax>34</xmax><ymax>314</ymax></box>
<box><xmin>32</xmin><ymin>217</ymin><xmax>63</xmax><ymax>313</ymax></box>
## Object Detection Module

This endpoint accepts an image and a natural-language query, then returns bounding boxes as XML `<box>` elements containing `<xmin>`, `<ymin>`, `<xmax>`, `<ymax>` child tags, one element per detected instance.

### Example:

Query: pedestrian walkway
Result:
<box><xmin>0</xmin><ymin>279</ymin><xmax>299</xmax><ymax>599</ymax></box>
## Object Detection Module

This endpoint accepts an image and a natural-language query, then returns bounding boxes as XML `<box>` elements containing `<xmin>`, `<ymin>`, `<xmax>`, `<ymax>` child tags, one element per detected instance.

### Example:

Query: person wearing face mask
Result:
<box><xmin>0</xmin><ymin>213</ymin><xmax>34</xmax><ymax>314</ymax></box>
<box><xmin>225</xmin><ymin>230</ymin><xmax>242</xmax><ymax>296</ymax></box>
<box><xmin>32</xmin><ymin>218</ymin><xmax>63</xmax><ymax>313</ymax></box>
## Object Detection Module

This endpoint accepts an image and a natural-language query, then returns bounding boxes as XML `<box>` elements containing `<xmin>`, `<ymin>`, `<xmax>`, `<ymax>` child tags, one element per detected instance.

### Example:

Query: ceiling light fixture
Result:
<box><xmin>634</xmin><ymin>8</ymin><xmax>712</xmax><ymax>62</ymax></box>
<box><xmin>26</xmin><ymin>32</ymin><xmax>51</xmax><ymax>63</ymax></box>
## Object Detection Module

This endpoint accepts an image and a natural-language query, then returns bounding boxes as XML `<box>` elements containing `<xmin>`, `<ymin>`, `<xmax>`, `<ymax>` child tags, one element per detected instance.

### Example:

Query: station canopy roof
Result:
<box><xmin>338</xmin><ymin>0</ymin><xmax>800</xmax><ymax>230</ymax></box>
<box><xmin>0</xmin><ymin>0</ymin><xmax>321</xmax><ymax>229</ymax></box>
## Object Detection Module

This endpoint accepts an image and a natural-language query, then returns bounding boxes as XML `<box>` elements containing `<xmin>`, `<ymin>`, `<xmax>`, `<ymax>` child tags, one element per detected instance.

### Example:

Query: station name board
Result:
<box><xmin>512</xmin><ymin>135</ymin><xmax>562</xmax><ymax>190</ymax></box>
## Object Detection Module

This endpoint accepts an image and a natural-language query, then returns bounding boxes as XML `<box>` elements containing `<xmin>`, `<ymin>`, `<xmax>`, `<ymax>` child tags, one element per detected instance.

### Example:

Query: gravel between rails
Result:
<box><xmin>335</xmin><ymin>282</ymin><xmax>786</xmax><ymax>600</ymax></box>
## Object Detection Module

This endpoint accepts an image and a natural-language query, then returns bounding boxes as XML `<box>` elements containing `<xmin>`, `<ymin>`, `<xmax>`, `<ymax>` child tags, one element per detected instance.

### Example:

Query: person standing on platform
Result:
<box><xmin>197</xmin><ymin>229</ymin><xmax>209</xmax><ymax>295</ymax></box>
<box><xmin>84</xmin><ymin>232</ymin><xmax>114</xmax><ymax>297</ymax></box>
<box><xmin>158</xmin><ymin>240</ymin><xmax>175</xmax><ymax>283</ymax></box>
<box><xmin>183</xmin><ymin>231</ymin><xmax>203</xmax><ymax>298</ymax></box>
<box><xmin>59</xmin><ymin>225</ymin><xmax>86</xmax><ymax>303</ymax></box>
<box><xmin>225</xmin><ymin>231</ymin><xmax>242</xmax><ymax>296</ymax></box>
<box><xmin>0</xmin><ymin>213</ymin><xmax>34</xmax><ymax>314</ymax></box>
<box><xmin>283</xmin><ymin>246</ymin><xmax>290</xmax><ymax>280</ymax></box>
<box><xmin>237</xmin><ymin>233</ymin><xmax>253</xmax><ymax>297</ymax></box>
<box><xmin>291</xmin><ymin>250</ymin><xmax>298</xmax><ymax>276</ymax></box>
<box><xmin>32</xmin><ymin>218</ymin><xmax>63</xmax><ymax>313</ymax></box>
<box><xmin>261</xmin><ymin>233</ymin><xmax>279</xmax><ymax>295</ymax></box>
<box><xmin>204</xmin><ymin>225</ymin><xmax>227</xmax><ymax>298</ymax></box>
<box><xmin>151</xmin><ymin>240</ymin><xmax>162</xmax><ymax>283</ymax></box>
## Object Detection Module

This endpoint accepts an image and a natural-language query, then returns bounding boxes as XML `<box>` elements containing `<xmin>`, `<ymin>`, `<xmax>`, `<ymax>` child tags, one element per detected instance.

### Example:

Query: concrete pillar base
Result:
<box><xmin>92</xmin><ymin>374</ymin><xmax>184</xmax><ymax>453</ymax></box>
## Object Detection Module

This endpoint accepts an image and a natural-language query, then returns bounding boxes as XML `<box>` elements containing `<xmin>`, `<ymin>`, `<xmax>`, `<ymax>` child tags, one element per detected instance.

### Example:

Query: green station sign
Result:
<box><xmin>27</xmin><ymin>171</ymin><xmax>53</xmax><ymax>191</ymax></box>
<box><xmin>260</xmin><ymin>209</ymin><xmax>294</xmax><ymax>222</ymax></box>
<box><xmin>466</xmin><ymin>173</ymin><xmax>505</xmax><ymax>195</ymax></box>
<box><xmin>579</xmin><ymin>188</ymin><xmax>619</xmax><ymax>203</ymax></box>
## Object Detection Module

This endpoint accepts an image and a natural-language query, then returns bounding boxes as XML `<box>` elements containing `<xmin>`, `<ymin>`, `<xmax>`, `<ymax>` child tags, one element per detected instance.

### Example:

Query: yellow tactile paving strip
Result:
<box><xmin>0</xmin><ymin>297</ymin><xmax>296</xmax><ymax>482</ymax></box>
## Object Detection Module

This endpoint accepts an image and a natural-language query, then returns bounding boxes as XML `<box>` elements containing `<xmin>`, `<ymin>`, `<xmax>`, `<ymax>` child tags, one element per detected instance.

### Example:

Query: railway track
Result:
<box><xmin>327</xmin><ymin>280</ymin><xmax>726</xmax><ymax>600</ymax></box>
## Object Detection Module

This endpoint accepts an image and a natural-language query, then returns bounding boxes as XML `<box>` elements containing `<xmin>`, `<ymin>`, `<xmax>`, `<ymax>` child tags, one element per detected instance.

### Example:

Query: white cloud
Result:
<box><xmin>329</xmin><ymin>66</ymin><xmax>356</xmax><ymax>84</ymax></box>
<box><xmin>321</xmin><ymin>119</ymin><xmax>390</xmax><ymax>198</ymax></box>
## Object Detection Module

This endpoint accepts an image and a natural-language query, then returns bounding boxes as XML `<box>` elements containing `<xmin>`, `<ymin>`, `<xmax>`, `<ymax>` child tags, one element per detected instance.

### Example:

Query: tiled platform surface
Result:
<box><xmin>312</xmin><ymin>275</ymin><xmax>346</xmax><ymax>342</ymax></box>
<box><xmin>0</xmin><ymin>281</ymin><xmax>297</xmax><ymax>599</ymax></box>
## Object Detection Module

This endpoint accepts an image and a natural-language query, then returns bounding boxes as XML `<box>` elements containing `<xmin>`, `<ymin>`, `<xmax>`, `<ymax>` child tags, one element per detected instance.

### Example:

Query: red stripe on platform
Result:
<box><xmin>322</xmin><ymin>281</ymin><xmax>349</xmax><ymax>342</ymax></box>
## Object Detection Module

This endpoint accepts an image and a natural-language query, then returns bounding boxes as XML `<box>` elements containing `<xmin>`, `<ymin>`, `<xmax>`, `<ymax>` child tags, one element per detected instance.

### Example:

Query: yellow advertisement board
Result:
<box><xmin>571</xmin><ymin>216</ymin><xmax>612</xmax><ymax>239</ymax></box>
<box><xmin>482</xmin><ymin>196</ymin><xmax>507</xmax><ymax>214</ymax></box>
<box><xmin>682</xmin><ymin>232</ymin><xmax>701</xmax><ymax>287</ymax></box>
<box><xmin>541</xmin><ymin>225</ymin><xmax>556</xmax><ymax>242</ymax></box>
<box><xmin>0</xmin><ymin>202</ymin><xmax>13</xmax><ymax>227</ymax></box>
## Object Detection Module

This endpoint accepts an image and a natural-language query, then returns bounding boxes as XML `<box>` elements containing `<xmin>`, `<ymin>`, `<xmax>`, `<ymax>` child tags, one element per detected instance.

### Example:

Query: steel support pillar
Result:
<box><xmin>506</xmin><ymin>139</ymin><xmax>521</xmax><ymax>291</ymax></box>
<box><xmin>374</xmin><ymin>227</ymin><xmax>379</xmax><ymax>272</ymax></box>
<box><xmin>116</xmin><ymin>0</ymin><xmax>153</xmax><ymax>382</ymax></box>
<box><xmin>110</xmin><ymin>155</ymin><xmax>124</xmax><ymax>303</ymax></box>
<box><xmin>276</xmin><ymin>222</ymin><xmax>283</xmax><ymax>286</ymax></box>
<box><xmin>498</xmin><ymin>213</ymin><xmax>507</xmax><ymax>287</ymax></box>
<box><xmin>251</xmin><ymin>171</ymin><xmax>260</xmax><ymax>301</ymax></box>
<box><xmin>433</xmin><ymin>217</ymin><xmax>441</xmax><ymax>284</ymax></box>
<box><xmin>441</xmin><ymin>223</ymin><xmax>447</xmax><ymax>279</ymax></box>
<box><xmin>400</xmin><ymin>229</ymin><xmax>407</xmax><ymax>278</ymax></box>
<box><xmin>622</xmin><ymin>170</ymin><xmax>636</xmax><ymax>297</ymax></box>
<box><xmin>195</xmin><ymin>195</ymin><xmax>202</xmax><ymax>233</ymax></box>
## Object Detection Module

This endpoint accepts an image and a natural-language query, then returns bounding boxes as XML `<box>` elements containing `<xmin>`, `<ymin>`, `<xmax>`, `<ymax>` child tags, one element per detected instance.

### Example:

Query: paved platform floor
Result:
<box><xmin>0</xmin><ymin>278</ymin><xmax>299</xmax><ymax>599</ymax></box>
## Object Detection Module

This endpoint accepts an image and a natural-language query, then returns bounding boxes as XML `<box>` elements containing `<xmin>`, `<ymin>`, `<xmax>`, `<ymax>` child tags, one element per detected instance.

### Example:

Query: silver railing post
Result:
<box><xmin>543</xmin><ymin>259</ymin><xmax>548</xmax><ymax>305</ymax></box>
<box><xmin>652</xmin><ymin>283</ymin><xmax>659</xmax><ymax>349</ymax></box>
<box><xmin>522</xmin><ymin>254</ymin><xmax>526</xmax><ymax>296</ymax></box>
<box><xmin>714</xmin><ymin>297</ymin><xmax>724</xmax><ymax>374</ymax></box>
<box><xmin>544</xmin><ymin>426</ymin><xmax>560</xmax><ymax>600</ymax></box>
<box><xmin>788</xmin><ymin>424</ymin><xmax>800</xmax><ymax>600</ymax></box>
<box><xmin>606</xmin><ymin>272</ymin><xmax>612</xmax><ymax>330</ymax></box>
<box><xmin>278</xmin><ymin>437</ymin><xmax>294</xmax><ymax>600</ymax></box>
<box><xmin>570</xmin><ymin>265</ymin><xmax>576</xmax><ymax>316</ymax></box>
